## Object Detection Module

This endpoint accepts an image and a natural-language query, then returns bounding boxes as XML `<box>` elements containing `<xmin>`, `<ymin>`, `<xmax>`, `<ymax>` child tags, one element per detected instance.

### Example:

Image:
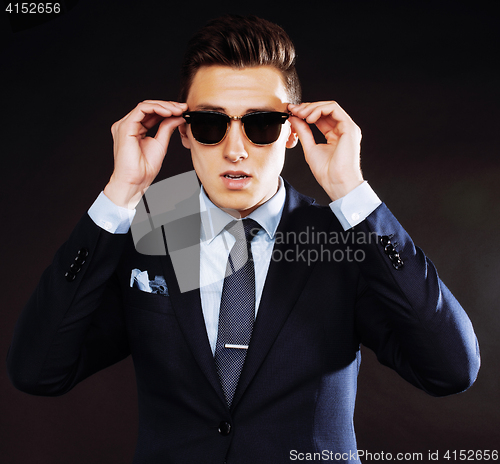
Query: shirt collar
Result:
<box><xmin>200</xmin><ymin>177</ymin><xmax>286</xmax><ymax>244</ymax></box>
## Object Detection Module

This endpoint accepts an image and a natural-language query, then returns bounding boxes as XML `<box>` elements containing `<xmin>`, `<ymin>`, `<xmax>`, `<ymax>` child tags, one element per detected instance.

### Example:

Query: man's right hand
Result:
<box><xmin>103</xmin><ymin>100</ymin><xmax>188</xmax><ymax>209</ymax></box>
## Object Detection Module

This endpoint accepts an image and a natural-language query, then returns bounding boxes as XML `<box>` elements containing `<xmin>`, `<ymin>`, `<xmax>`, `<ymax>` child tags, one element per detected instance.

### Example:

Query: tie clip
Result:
<box><xmin>224</xmin><ymin>344</ymin><xmax>249</xmax><ymax>350</ymax></box>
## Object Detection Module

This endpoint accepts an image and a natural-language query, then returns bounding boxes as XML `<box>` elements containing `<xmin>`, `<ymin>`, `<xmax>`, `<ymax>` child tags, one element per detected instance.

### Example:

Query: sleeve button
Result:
<box><xmin>75</xmin><ymin>248</ymin><xmax>89</xmax><ymax>265</ymax></box>
<box><xmin>384</xmin><ymin>244</ymin><xmax>396</xmax><ymax>254</ymax></box>
<box><xmin>392</xmin><ymin>258</ymin><xmax>404</xmax><ymax>270</ymax></box>
<box><xmin>379</xmin><ymin>235</ymin><xmax>391</xmax><ymax>247</ymax></box>
<box><xmin>69</xmin><ymin>263</ymin><xmax>81</xmax><ymax>273</ymax></box>
<box><xmin>77</xmin><ymin>248</ymin><xmax>89</xmax><ymax>258</ymax></box>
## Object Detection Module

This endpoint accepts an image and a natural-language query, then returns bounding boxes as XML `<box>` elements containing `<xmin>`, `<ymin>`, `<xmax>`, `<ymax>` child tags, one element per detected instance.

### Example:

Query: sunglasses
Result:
<box><xmin>183</xmin><ymin>111</ymin><xmax>290</xmax><ymax>146</ymax></box>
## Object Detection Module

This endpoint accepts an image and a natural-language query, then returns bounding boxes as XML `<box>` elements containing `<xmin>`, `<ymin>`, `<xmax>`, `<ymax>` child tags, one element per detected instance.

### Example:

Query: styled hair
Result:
<box><xmin>179</xmin><ymin>14</ymin><xmax>301</xmax><ymax>104</ymax></box>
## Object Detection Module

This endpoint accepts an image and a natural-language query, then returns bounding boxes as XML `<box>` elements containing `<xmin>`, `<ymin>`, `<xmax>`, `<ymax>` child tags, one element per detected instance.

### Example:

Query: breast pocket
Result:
<box><xmin>124</xmin><ymin>286</ymin><xmax>175</xmax><ymax>315</ymax></box>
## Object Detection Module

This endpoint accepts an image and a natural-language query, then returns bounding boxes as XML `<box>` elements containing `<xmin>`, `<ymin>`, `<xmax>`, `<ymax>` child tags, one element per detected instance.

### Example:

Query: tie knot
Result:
<box><xmin>227</xmin><ymin>218</ymin><xmax>261</xmax><ymax>243</ymax></box>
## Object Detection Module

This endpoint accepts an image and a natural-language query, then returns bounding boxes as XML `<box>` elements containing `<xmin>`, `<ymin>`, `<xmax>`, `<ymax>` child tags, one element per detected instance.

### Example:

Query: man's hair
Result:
<box><xmin>179</xmin><ymin>14</ymin><xmax>301</xmax><ymax>104</ymax></box>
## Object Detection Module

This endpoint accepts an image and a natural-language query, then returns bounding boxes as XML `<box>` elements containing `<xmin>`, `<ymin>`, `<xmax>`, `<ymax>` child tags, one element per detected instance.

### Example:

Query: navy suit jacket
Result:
<box><xmin>7</xmin><ymin>181</ymin><xmax>480</xmax><ymax>463</ymax></box>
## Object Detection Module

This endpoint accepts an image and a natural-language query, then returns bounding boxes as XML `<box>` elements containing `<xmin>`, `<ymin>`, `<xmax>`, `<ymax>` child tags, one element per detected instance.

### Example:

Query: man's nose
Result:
<box><xmin>223</xmin><ymin>120</ymin><xmax>249</xmax><ymax>162</ymax></box>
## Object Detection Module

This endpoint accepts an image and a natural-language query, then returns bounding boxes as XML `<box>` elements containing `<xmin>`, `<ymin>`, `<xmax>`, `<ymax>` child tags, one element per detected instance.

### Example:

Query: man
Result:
<box><xmin>7</xmin><ymin>14</ymin><xmax>480</xmax><ymax>464</ymax></box>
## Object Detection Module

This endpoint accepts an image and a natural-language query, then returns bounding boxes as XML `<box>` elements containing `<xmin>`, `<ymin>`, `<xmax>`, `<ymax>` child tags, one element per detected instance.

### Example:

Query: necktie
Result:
<box><xmin>215</xmin><ymin>218</ymin><xmax>261</xmax><ymax>407</ymax></box>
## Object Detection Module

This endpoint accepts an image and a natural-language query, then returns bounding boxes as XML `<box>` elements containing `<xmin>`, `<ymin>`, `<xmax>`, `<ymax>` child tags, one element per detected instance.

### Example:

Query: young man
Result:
<box><xmin>7</xmin><ymin>15</ymin><xmax>479</xmax><ymax>464</ymax></box>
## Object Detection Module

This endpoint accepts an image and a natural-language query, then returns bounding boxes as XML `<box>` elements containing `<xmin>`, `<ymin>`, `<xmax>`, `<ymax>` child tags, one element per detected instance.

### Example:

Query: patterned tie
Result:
<box><xmin>215</xmin><ymin>218</ymin><xmax>261</xmax><ymax>407</ymax></box>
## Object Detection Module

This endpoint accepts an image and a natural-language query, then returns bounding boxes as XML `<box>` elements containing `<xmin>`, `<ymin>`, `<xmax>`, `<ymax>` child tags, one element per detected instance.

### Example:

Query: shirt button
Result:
<box><xmin>218</xmin><ymin>421</ymin><xmax>231</xmax><ymax>436</ymax></box>
<box><xmin>351</xmin><ymin>212</ymin><xmax>360</xmax><ymax>221</ymax></box>
<box><xmin>102</xmin><ymin>221</ymin><xmax>112</xmax><ymax>231</ymax></box>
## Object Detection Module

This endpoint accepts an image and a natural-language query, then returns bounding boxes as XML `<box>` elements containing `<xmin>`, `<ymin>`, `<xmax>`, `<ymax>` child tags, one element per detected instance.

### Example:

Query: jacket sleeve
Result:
<box><xmin>353</xmin><ymin>203</ymin><xmax>480</xmax><ymax>396</ymax></box>
<box><xmin>6</xmin><ymin>213</ymin><xmax>131</xmax><ymax>396</ymax></box>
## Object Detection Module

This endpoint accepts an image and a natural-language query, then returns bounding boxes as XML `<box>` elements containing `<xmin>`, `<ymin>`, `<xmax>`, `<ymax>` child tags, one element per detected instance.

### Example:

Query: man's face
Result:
<box><xmin>180</xmin><ymin>65</ymin><xmax>297</xmax><ymax>217</ymax></box>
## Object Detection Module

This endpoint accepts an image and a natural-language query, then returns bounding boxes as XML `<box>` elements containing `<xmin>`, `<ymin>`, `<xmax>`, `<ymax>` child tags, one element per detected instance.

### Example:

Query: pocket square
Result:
<box><xmin>130</xmin><ymin>269</ymin><xmax>169</xmax><ymax>296</ymax></box>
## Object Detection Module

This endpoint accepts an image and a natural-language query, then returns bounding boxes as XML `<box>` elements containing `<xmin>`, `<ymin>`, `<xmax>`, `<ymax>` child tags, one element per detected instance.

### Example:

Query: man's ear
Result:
<box><xmin>178</xmin><ymin>123</ymin><xmax>191</xmax><ymax>149</ymax></box>
<box><xmin>285</xmin><ymin>126</ymin><xmax>299</xmax><ymax>149</ymax></box>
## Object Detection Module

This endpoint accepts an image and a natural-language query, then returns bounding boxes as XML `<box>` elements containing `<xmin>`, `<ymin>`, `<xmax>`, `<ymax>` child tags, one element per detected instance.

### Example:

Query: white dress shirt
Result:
<box><xmin>198</xmin><ymin>179</ymin><xmax>286</xmax><ymax>354</ymax></box>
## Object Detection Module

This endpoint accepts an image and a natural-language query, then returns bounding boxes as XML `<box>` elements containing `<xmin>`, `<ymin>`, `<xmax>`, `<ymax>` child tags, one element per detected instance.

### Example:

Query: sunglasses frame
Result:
<box><xmin>182</xmin><ymin>110</ymin><xmax>290</xmax><ymax>146</ymax></box>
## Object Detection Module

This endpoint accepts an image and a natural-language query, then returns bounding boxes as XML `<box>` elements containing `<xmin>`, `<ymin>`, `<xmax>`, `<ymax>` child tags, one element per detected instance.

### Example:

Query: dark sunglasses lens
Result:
<box><xmin>189</xmin><ymin>113</ymin><xmax>228</xmax><ymax>144</ymax></box>
<box><xmin>243</xmin><ymin>113</ymin><xmax>286</xmax><ymax>145</ymax></box>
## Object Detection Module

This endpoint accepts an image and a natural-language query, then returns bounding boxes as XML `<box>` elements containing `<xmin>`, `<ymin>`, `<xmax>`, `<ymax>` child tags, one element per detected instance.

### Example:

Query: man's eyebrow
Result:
<box><xmin>194</xmin><ymin>105</ymin><xmax>226</xmax><ymax>112</ymax></box>
<box><xmin>192</xmin><ymin>105</ymin><xmax>282</xmax><ymax>114</ymax></box>
<box><xmin>244</xmin><ymin>107</ymin><xmax>278</xmax><ymax>114</ymax></box>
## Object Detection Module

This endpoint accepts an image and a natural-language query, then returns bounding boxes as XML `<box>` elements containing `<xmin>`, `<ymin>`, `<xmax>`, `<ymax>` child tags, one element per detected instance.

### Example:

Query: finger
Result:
<box><xmin>142</xmin><ymin>100</ymin><xmax>188</xmax><ymax>109</ymax></box>
<box><xmin>135</xmin><ymin>113</ymin><xmax>165</xmax><ymax>133</ymax></box>
<box><xmin>154</xmin><ymin>116</ymin><xmax>186</xmax><ymax>148</ymax></box>
<box><xmin>290</xmin><ymin>102</ymin><xmax>358</xmax><ymax>143</ymax></box>
<box><xmin>134</xmin><ymin>102</ymin><xmax>185</xmax><ymax>122</ymax></box>
<box><xmin>316</xmin><ymin>118</ymin><xmax>362</xmax><ymax>146</ymax></box>
<box><xmin>289</xmin><ymin>103</ymin><xmax>337</xmax><ymax>142</ymax></box>
<box><xmin>289</xmin><ymin>117</ymin><xmax>317</xmax><ymax>153</ymax></box>
<box><xmin>141</xmin><ymin>100</ymin><xmax>189</xmax><ymax>120</ymax></box>
<box><xmin>289</xmin><ymin>101</ymin><xmax>333</xmax><ymax>118</ymax></box>
<box><xmin>115</xmin><ymin>100</ymin><xmax>186</xmax><ymax>120</ymax></box>
<box><xmin>118</xmin><ymin>102</ymin><xmax>186</xmax><ymax>136</ymax></box>
<box><xmin>290</xmin><ymin>101</ymin><xmax>353</xmax><ymax>125</ymax></box>
<box><xmin>131</xmin><ymin>101</ymin><xmax>186</xmax><ymax>123</ymax></box>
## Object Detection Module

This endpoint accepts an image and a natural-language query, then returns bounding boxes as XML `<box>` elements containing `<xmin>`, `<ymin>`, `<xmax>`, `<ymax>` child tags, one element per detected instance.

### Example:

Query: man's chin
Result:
<box><xmin>206</xmin><ymin>191</ymin><xmax>254</xmax><ymax>217</ymax></box>
<box><xmin>218</xmin><ymin>203</ymin><xmax>255</xmax><ymax>218</ymax></box>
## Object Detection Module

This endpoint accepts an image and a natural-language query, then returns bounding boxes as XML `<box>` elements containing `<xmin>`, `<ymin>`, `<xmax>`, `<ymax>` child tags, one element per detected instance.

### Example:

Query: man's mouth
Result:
<box><xmin>221</xmin><ymin>171</ymin><xmax>251</xmax><ymax>179</ymax></box>
<box><xmin>220</xmin><ymin>171</ymin><xmax>252</xmax><ymax>189</ymax></box>
<box><xmin>224</xmin><ymin>174</ymin><xmax>249</xmax><ymax>179</ymax></box>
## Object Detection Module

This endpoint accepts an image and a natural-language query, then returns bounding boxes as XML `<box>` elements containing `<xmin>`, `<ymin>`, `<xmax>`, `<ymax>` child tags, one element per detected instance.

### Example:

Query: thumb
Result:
<box><xmin>154</xmin><ymin>116</ymin><xmax>185</xmax><ymax>149</ymax></box>
<box><xmin>289</xmin><ymin>117</ymin><xmax>317</xmax><ymax>153</ymax></box>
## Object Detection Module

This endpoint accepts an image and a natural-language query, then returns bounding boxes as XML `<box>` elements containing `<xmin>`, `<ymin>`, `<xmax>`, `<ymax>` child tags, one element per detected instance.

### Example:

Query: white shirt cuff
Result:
<box><xmin>329</xmin><ymin>181</ymin><xmax>381</xmax><ymax>230</ymax></box>
<box><xmin>88</xmin><ymin>191</ymin><xmax>136</xmax><ymax>234</ymax></box>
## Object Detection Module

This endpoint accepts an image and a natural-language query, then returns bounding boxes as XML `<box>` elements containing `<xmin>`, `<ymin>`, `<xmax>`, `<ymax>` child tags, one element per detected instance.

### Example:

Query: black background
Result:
<box><xmin>1</xmin><ymin>0</ymin><xmax>499</xmax><ymax>462</ymax></box>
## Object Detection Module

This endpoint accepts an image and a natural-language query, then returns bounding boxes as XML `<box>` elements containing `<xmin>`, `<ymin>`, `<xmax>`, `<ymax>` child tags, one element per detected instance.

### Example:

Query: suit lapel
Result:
<box><xmin>163</xmin><ymin>254</ymin><xmax>227</xmax><ymax>405</ymax></box>
<box><xmin>157</xmin><ymin>202</ymin><xmax>227</xmax><ymax>407</ymax></box>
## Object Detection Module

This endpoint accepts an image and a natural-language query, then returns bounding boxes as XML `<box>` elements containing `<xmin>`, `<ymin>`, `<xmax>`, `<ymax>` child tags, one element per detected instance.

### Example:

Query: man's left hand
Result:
<box><xmin>288</xmin><ymin>101</ymin><xmax>364</xmax><ymax>201</ymax></box>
